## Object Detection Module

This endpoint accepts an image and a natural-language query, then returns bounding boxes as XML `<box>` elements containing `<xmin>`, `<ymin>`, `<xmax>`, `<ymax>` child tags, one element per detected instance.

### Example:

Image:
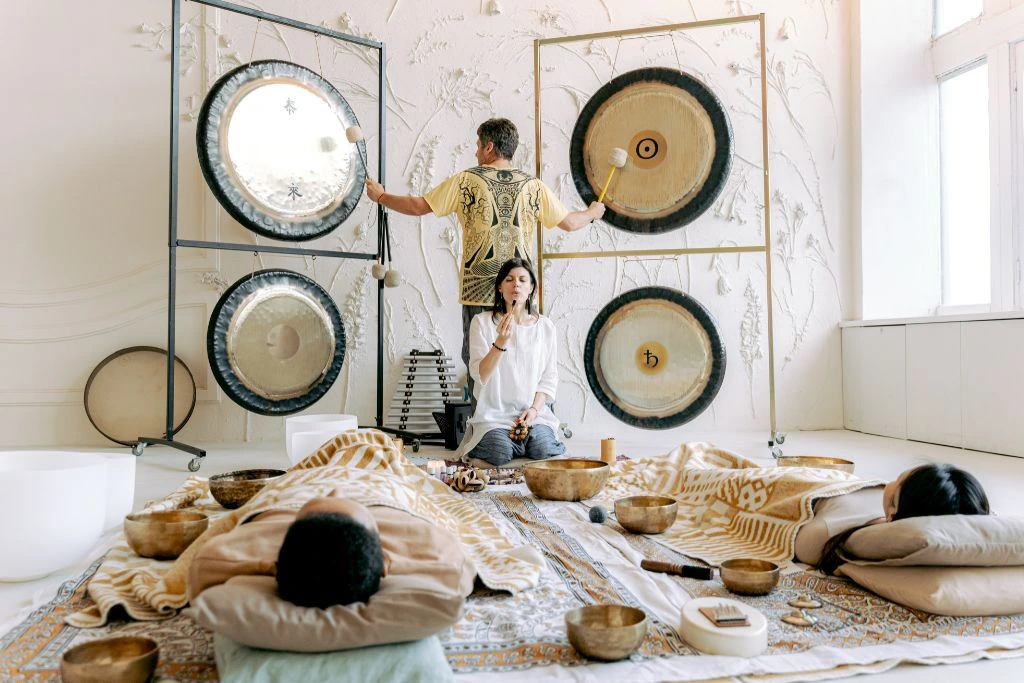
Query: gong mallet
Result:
<box><xmin>345</xmin><ymin>125</ymin><xmax>370</xmax><ymax>175</ymax></box>
<box><xmin>641</xmin><ymin>559</ymin><xmax>714</xmax><ymax>580</ymax></box>
<box><xmin>597</xmin><ymin>147</ymin><xmax>628</xmax><ymax>203</ymax></box>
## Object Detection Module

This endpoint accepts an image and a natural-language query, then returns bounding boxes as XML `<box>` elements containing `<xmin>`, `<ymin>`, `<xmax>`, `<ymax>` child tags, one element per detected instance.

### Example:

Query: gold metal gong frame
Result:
<box><xmin>533</xmin><ymin>13</ymin><xmax>779</xmax><ymax>441</ymax></box>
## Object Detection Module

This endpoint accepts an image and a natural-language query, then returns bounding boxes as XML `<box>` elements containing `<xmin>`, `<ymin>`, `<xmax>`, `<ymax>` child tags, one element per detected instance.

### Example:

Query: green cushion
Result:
<box><xmin>214</xmin><ymin>633</ymin><xmax>454</xmax><ymax>683</ymax></box>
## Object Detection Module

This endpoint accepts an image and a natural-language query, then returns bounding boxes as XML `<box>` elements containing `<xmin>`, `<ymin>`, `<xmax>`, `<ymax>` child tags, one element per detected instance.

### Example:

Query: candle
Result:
<box><xmin>600</xmin><ymin>438</ymin><xmax>617</xmax><ymax>465</ymax></box>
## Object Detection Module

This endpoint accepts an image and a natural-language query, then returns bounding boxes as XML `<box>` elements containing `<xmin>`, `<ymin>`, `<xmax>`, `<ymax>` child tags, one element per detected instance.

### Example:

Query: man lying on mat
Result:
<box><xmin>187</xmin><ymin>487</ymin><xmax>475</xmax><ymax>609</ymax></box>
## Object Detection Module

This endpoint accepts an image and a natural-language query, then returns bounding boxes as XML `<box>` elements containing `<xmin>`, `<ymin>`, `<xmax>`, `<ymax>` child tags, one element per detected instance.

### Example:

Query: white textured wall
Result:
<box><xmin>0</xmin><ymin>0</ymin><xmax>852</xmax><ymax>449</ymax></box>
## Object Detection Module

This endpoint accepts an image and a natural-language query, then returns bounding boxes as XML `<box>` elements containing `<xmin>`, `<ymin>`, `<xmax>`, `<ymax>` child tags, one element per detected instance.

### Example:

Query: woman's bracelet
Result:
<box><xmin>492</xmin><ymin>342</ymin><xmax>507</xmax><ymax>352</ymax></box>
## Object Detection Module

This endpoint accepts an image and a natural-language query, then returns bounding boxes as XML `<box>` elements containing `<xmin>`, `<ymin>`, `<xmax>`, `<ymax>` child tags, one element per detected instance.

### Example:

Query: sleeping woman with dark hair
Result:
<box><xmin>457</xmin><ymin>257</ymin><xmax>567</xmax><ymax>467</ymax></box>
<box><xmin>807</xmin><ymin>463</ymin><xmax>990</xmax><ymax>573</ymax></box>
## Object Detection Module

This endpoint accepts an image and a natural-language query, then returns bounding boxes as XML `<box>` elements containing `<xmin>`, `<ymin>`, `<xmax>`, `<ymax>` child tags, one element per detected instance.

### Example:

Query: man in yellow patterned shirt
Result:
<box><xmin>365</xmin><ymin>118</ymin><xmax>604</xmax><ymax>401</ymax></box>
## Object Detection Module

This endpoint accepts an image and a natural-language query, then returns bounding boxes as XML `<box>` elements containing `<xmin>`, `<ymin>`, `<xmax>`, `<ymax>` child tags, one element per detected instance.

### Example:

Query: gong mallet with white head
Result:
<box><xmin>345</xmin><ymin>125</ymin><xmax>370</xmax><ymax>175</ymax></box>
<box><xmin>597</xmin><ymin>147</ymin><xmax>627</xmax><ymax>203</ymax></box>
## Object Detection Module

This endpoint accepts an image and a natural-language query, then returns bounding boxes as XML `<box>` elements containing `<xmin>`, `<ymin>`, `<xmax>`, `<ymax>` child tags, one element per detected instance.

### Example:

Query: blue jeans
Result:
<box><xmin>467</xmin><ymin>424</ymin><xmax>566</xmax><ymax>467</ymax></box>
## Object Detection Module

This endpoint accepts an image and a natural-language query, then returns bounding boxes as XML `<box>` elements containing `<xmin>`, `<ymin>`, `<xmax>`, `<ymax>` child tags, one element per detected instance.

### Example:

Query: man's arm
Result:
<box><xmin>557</xmin><ymin>201</ymin><xmax>606</xmax><ymax>232</ymax></box>
<box><xmin>365</xmin><ymin>179</ymin><xmax>432</xmax><ymax>216</ymax></box>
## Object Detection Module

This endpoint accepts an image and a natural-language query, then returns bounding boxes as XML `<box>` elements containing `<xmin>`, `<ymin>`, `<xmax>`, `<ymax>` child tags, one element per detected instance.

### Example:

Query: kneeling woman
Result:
<box><xmin>458</xmin><ymin>258</ymin><xmax>566</xmax><ymax>466</ymax></box>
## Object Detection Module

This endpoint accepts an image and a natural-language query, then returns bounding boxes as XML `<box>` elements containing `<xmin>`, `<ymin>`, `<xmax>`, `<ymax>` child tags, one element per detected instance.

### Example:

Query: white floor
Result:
<box><xmin>2</xmin><ymin>429</ymin><xmax>1023</xmax><ymax>682</ymax></box>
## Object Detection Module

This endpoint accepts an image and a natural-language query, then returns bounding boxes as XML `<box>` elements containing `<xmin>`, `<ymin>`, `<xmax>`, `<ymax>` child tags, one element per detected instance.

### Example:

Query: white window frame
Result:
<box><xmin>931</xmin><ymin>0</ymin><xmax>1024</xmax><ymax>314</ymax></box>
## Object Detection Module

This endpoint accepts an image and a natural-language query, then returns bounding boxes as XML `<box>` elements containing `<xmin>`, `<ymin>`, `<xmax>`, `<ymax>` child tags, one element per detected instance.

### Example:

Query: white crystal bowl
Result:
<box><xmin>285</xmin><ymin>414</ymin><xmax>358</xmax><ymax>465</ymax></box>
<box><xmin>0</xmin><ymin>451</ymin><xmax>110</xmax><ymax>581</ymax></box>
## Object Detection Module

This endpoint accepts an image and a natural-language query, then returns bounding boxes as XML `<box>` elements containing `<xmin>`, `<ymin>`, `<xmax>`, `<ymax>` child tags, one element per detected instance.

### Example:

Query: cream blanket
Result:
<box><xmin>67</xmin><ymin>430</ymin><xmax>541</xmax><ymax>627</ymax></box>
<box><xmin>593</xmin><ymin>442</ymin><xmax>883</xmax><ymax>564</ymax></box>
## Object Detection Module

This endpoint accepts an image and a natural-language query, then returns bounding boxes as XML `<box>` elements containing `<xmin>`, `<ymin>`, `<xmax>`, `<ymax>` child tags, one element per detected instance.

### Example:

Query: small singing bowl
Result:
<box><xmin>719</xmin><ymin>558</ymin><xmax>781</xmax><ymax>596</ymax></box>
<box><xmin>524</xmin><ymin>459</ymin><xmax>610</xmax><ymax>501</ymax></box>
<box><xmin>209</xmin><ymin>468</ymin><xmax>286</xmax><ymax>509</ymax></box>
<box><xmin>60</xmin><ymin>636</ymin><xmax>158</xmax><ymax>683</ymax></box>
<box><xmin>776</xmin><ymin>456</ymin><xmax>855</xmax><ymax>474</ymax></box>
<box><xmin>565</xmin><ymin>604</ymin><xmax>647</xmax><ymax>661</ymax></box>
<box><xmin>614</xmin><ymin>496</ymin><xmax>678</xmax><ymax>534</ymax></box>
<box><xmin>123</xmin><ymin>510</ymin><xmax>209</xmax><ymax>560</ymax></box>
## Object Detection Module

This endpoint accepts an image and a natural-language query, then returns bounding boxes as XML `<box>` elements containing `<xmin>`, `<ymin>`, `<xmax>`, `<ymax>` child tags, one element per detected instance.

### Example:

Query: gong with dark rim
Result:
<box><xmin>570</xmin><ymin>67</ymin><xmax>733</xmax><ymax>234</ymax></box>
<box><xmin>197</xmin><ymin>60</ymin><xmax>366</xmax><ymax>241</ymax></box>
<box><xmin>207</xmin><ymin>269</ymin><xmax>346</xmax><ymax>416</ymax></box>
<box><xmin>584</xmin><ymin>287</ymin><xmax>726</xmax><ymax>429</ymax></box>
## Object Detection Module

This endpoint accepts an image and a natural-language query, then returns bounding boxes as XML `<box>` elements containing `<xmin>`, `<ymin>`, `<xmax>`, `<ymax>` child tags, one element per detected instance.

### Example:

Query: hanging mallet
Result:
<box><xmin>597</xmin><ymin>147</ymin><xmax>628</xmax><ymax>203</ymax></box>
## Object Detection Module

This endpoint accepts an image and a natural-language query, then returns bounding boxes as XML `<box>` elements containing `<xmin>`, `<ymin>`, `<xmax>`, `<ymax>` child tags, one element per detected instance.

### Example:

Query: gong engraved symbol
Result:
<box><xmin>636</xmin><ymin>137</ymin><xmax>659</xmax><ymax>159</ymax></box>
<box><xmin>635</xmin><ymin>340</ymin><xmax>668</xmax><ymax>376</ymax></box>
<box><xmin>643</xmin><ymin>348</ymin><xmax>659</xmax><ymax>368</ymax></box>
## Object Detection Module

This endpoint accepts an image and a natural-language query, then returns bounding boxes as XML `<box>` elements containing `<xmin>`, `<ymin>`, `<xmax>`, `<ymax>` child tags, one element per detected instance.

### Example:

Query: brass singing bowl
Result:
<box><xmin>614</xmin><ymin>495</ymin><xmax>678</xmax><ymax>534</ymax></box>
<box><xmin>524</xmin><ymin>459</ymin><xmax>610</xmax><ymax>501</ymax></box>
<box><xmin>776</xmin><ymin>456</ymin><xmax>855</xmax><ymax>474</ymax></box>
<box><xmin>209</xmin><ymin>468</ymin><xmax>286</xmax><ymax>509</ymax></box>
<box><xmin>565</xmin><ymin>604</ymin><xmax>647</xmax><ymax>661</ymax></box>
<box><xmin>123</xmin><ymin>510</ymin><xmax>209</xmax><ymax>560</ymax></box>
<box><xmin>61</xmin><ymin>636</ymin><xmax>158</xmax><ymax>683</ymax></box>
<box><xmin>719</xmin><ymin>558</ymin><xmax>780</xmax><ymax>596</ymax></box>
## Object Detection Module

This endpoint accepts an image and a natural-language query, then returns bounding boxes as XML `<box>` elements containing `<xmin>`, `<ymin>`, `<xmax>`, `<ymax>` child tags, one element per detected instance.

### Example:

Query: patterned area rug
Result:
<box><xmin>4</xmin><ymin>489</ymin><xmax>1024</xmax><ymax>681</ymax></box>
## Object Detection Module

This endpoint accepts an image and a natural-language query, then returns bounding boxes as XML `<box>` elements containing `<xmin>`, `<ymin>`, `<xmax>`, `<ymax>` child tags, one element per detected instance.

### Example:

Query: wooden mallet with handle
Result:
<box><xmin>597</xmin><ymin>147</ymin><xmax>628</xmax><ymax>203</ymax></box>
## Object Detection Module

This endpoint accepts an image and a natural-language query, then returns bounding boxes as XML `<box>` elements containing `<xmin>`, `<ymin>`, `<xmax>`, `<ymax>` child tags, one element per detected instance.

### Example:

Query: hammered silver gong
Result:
<box><xmin>197</xmin><ymin>60</ymin><xmax>366</xmax><ymax>241</ymax></box>
<box><xmin>208</xmin><ymin>269</ymin><xmax>345</xmax><ymax>415</ymax></box>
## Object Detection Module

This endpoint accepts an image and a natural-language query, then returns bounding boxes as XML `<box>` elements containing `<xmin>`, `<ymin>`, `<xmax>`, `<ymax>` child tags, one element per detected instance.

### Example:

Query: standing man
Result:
<box><xmin>364</xmin><ymin>117</ymin><xmax>605</xmax><ymax>402</ymax></box>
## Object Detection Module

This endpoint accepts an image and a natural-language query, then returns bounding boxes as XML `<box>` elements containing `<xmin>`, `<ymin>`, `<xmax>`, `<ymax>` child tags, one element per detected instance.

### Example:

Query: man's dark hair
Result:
<box><xmin>276</xmin><ymin>512</ymin><xmax>385</xmax><ymax>609</ymax></box>
<box><xmin>477</xmin><ymin>118</ymin><xmax>519</xmax><ymax>160</ymax></box>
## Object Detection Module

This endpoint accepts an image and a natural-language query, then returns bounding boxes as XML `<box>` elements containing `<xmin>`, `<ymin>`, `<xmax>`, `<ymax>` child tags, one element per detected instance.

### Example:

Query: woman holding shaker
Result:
<box><xmin>457</xmin><ymin>258</ymin><xmax>567</xmax><ymax>467</ymax></box>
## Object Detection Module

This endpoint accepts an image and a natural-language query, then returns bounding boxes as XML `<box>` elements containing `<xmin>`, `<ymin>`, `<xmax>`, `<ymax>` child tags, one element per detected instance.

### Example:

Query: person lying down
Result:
<box><xmin>795</xmin><ymin>462</ymin><xmax>990</xmax><ymax>570</ymax></box>
<box><xmin>187</xmin><ymin>488</ymin><xmax>475</xmax><ymax>610</ymax></box>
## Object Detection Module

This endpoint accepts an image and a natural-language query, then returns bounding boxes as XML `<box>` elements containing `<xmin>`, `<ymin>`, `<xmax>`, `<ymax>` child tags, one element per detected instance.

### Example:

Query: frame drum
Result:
<box><xmin>197</xmin><ymin>60</ymin><xmax>366</xmax><ymax>241</ymax></box>
<box><xmin>207</xmin><ymin>269</ymin><xmax>346</xmax><ymax>415</ymax></box>
<box><xmin>570</xmin><ymin>68</ymin><xmax>732</xmax><ymax>234</ymax></box>
<box><xmin>84</xmin><ymin>346</ymin><xmax>197</xmax><ymax>446</ymax></box>
<box><xmin>584</xmin><ymin>287</ymin><xmax>725</xmax><ymax>428</ymax></box>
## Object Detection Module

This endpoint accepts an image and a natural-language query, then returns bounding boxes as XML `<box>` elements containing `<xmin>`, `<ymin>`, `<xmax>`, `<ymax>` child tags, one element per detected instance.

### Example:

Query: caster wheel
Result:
<box><xmin>770</xmin><ymin>446</ymin><xmax>783</xmax><ymax>459</ymax></box>
<box><xmin>188</xmin><ymin>457</ymin><xmax>202</xmax><ymax>472</ymax></box>
<box><xmin>412</xmin><ymin>440</ymin><xmax>421</xmax><ymax>453</ymax></box>
<box><xmin>775</xmin><ymin>432</ymin><xmax>786</xmax><ymax>445</ymax></box>
<box><xmin>132</xmin><ymin>442</ymin><xmax>146</xmax><ymax>457</ymax></box>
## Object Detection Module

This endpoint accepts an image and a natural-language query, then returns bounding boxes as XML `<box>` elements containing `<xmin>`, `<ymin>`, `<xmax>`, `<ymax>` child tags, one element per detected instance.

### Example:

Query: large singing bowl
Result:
<box><xmin>0</xmin><ymin>451</ymin><xmax>109</xmax><ymax>581</ymax></box>
<box><xmin>524</xmin><ymin>459</ymin><xmax>610</xmax><ymax>501</ymax></box>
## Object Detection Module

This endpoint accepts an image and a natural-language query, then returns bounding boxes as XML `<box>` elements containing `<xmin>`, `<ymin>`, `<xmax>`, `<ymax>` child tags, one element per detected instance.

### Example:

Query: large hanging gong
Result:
<box><xmin>570</xmin><ymin>67</ymin><xmax>732</xmax><ymax>234</ymax></box>
<box><xmin>197</xmin><ymin>60</ymin><xmax>366</xmax><ymax>241</ymax></box>
<box><xmin>584</xmin><ymin>287</ymin><xmax>725</xmax><ymax>429</ymax></box>
<box><xmin>208</xmin><ymin>269</ymin><xmax>345</xmax><ymax>415</ymax></box>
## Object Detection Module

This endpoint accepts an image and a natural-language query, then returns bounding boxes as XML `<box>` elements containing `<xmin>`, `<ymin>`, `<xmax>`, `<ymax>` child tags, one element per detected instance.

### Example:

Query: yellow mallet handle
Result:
<box><xmin>597</xmin><ymin>165</ymin><xmax>617</xmax><ymax>203</ymax></box>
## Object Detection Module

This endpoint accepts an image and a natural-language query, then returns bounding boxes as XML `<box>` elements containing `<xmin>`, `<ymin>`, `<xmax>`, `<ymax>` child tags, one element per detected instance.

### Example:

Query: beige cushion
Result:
<box><xmin>843</xmin><ymin>515</ymin><xmax>1024</xmax><ymax>566</ymax></box>
<box><xmin>838</xmin><ymin>563</ymin><xmax>1024</xmax><ymax>616</ymax></box>
<box><xmin>189</xmin><ymin>573</ymin><xmax>466</xmax><ymax>652</ymax></box>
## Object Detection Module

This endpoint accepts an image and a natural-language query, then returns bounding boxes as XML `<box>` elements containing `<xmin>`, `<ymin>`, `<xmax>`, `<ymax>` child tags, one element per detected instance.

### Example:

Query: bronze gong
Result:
<box><xmin>197</xmin><ymin>60</ymin><xmax>366</xmax><ymax>241</ymax></box>
<box><xmin>570</xmin><ymin>68</ymin><xmax>732</xmax><ymax>234</ymax></box>
<box><xmin>584</xmin><ymin>287</ymin><xmax>725</xmax><ymax>429</ymax></box>
<box><xmin>207</xmin><ymin>269</ymin><xmax>345</xmax><ymax>415</ymax></box>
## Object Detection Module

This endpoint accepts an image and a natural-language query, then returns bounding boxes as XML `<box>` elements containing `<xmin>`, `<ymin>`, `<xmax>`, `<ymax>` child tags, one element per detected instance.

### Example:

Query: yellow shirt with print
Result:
<box><xmin>423</xmin><ymin>165</ymin><xmax>569</xmax><ymax>306</ymax></box>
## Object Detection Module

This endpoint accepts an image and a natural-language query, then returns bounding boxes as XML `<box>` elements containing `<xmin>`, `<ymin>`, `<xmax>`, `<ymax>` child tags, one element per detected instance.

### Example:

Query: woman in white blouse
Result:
<box><xmin>457</xmin><ymin>258</ymin><xmax>566</xmax><ymax>466</ymax></box>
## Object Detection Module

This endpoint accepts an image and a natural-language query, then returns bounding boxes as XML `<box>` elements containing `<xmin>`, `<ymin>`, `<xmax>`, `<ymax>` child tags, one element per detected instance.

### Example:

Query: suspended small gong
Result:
<box><xmin>197</xmin><ymin>60</ymin><xmax>366</xmax><ymax>241</ymax></box>
<box><xmin>570</xmin><ymin>67</ymin><xmax>733</xmax><ymax>234</ymax></box>
<box><xmin>207</xmin><ymin>269</ymin><xmax>345</xmax><ymax>415</ymax></box>
<box><xmin>584</xmin><ymin>287</ymin><xmax>725</xmax><ymax>429</ymax></box>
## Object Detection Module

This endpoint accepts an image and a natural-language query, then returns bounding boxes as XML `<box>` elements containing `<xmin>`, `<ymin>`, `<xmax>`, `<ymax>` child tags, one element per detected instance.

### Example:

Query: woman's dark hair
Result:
<box><xmin>818</xmin><ymin>463</ymin><xmax>989</xmax><ymax>575</ymax></box>
<box><xmin>276</xmin><ymin>512</ymin><xmax>385</xmax><ymax>609</ymax></box>
<box><xmin>491</xmin><ymin>258</ymin><xmax>537</xmax><ymax>320</ymax></box>
<box><xmin>477</xmin><ymin>118</ymin><xmax>519</xmax><ymax>160</ymax></box>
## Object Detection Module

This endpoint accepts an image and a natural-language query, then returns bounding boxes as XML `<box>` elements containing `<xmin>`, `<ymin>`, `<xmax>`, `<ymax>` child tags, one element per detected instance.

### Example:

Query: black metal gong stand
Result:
<box><xmin>136</xmin><ymin>0</ymin><xmax>389</xmax><ymax>472</ymax></box>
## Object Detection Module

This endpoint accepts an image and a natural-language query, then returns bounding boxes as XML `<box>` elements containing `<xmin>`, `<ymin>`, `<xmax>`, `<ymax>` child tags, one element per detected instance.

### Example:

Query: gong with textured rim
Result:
<box><xmin>584</xmin><ymin>287</ymin><xmax>725</xmax><ymax>429</ymax></box>
<box><xmin>207</xmin><ymin>269</ymin><xmax>345</xmax><ymax>415</ymax></box>
<box><xmin>570</xmin><ymin>68</ymin><xmax>732</xmax><ymax>234</ymax></box>
<box><xmin>197</xmin><ymin>60</ymin><xmax>366</xmax><ymax>241</ymax></box>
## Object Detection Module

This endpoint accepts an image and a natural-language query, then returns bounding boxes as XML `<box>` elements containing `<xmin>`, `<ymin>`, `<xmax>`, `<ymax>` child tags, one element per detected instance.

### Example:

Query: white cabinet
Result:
<box><xmin>842</xmin><ymin>317</ymin><xmax>1024</xmax><ymax>458</ymax></box>
<box><xmin>842</xmin><ymin>325</ymin><xmax>906</xmax><ymax>439</ymax></box>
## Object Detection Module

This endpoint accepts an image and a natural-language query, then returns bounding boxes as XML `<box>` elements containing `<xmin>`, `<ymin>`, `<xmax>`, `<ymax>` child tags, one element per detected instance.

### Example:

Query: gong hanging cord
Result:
<box><xmin>247</xmin><ymin>18</ymin><xmax>262</xmax><ymax>65</ymax></box>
